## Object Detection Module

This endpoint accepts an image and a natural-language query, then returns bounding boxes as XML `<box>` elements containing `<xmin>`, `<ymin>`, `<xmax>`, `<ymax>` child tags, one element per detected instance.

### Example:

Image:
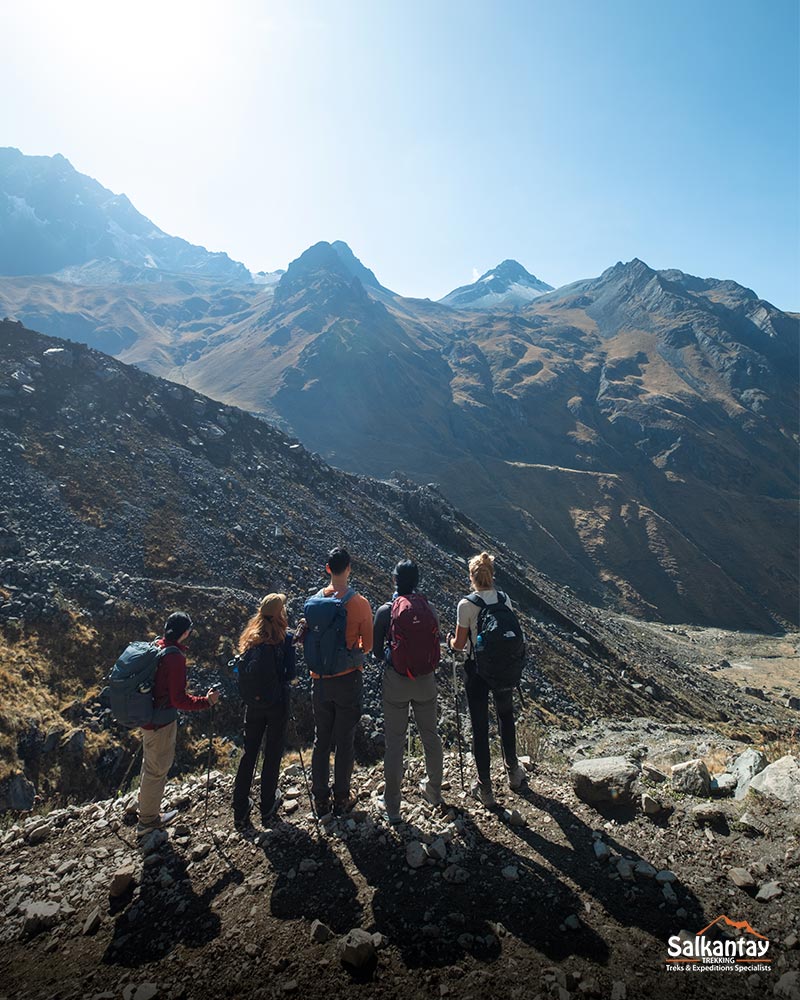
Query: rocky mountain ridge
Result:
<box><xmin>0</xmin><ymin>148</ymin><xmax>249</xmax><ymax>282</ymax></box>
<box><xmin>0</xmin><ymin>151</ymin><xmax>797</xmax><ymax>629</ymax></box>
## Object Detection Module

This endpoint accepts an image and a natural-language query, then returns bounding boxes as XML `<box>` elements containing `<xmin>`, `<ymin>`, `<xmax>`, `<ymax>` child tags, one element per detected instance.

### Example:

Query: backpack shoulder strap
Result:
<box><xmin>495</xmin><ymin>591</ymin><xmax>508</xmax><ymax>605</ymax></box>
<box><xmin>156</xmin><ymin>644</ymin><xmax>181</xmax><ymax>659</ymax></box>
<box><xmin>466</xmin><ymin>593</ymin><xmax>486</xmax><ymax>609</ymax></box>
<box><xmin>340</xmin><ymin>587</ymin><xmax>355</xmax><ymax>606</ymax></box>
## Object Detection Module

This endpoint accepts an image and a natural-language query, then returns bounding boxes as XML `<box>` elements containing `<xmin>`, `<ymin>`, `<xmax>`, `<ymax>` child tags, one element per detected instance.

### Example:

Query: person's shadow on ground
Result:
<box><xmin>258</xmin><ymin>818</ymin><xmax>363</xmax><ymax>933</ymax></box>
<box><xmin>507</xmin><ymin>785</ymin><xmax>710</xmax><ymax>948</ymax></box>
<box><xmin>102</xmin><ymin>841</ymin><xmax>239</xmax><ymax>966</ymax></box>
<box><xmin>343</xmin><ymin>807</ymin><xmax>610</xmax><ymax>970</ymax></box>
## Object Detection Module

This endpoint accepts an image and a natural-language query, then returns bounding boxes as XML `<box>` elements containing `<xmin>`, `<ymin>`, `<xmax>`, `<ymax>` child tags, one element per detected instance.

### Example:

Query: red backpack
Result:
<box><xmin>389</xmin><ymin>593</ymin><xmax>440</xmax><ymax>678</ymax></box>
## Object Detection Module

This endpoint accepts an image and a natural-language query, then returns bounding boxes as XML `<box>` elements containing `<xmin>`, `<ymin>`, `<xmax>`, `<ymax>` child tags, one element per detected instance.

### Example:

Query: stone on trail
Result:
<box><xmin>670</xmin><ymin>759</ymin><xmax>711</xmax><ymax>797</ymax></box>
<box><xmin>710</xmin><ymin>772</ymin><xmax>737</xmax><ymax>797</ymax></box>
<box><xmin>190</xmin><ymin>843</ymin><xmax>211</xmax><ymax>862</ymax></box>
<box><xmin>641</xmin><ymin>792</ymin><xmax>661</xmax><ymax>815</ymax></box>
<box><xmin>501</xmin><ymin>865</ymin><xmax>519</xmax><ymax>881</ymax></box>
<box><xmin>122</xmin><ymin>986</ymin><xmax>159</xmax><ymax>1000</ymax></box>
<box><xmin>731</xmin><ymin>748</ymin><xmax>768</xmax><ymax>800</ymax></box>
<box><xmin>22</xmin><ymin>900</ymin><xmax>61</xmax><ymax>936</ymax></box>
<box><xmin>426</xmin><ymin>837</ymin><xmax>447</xmax><ymax>861</ymax></box>
<box><xmin>406</xmin><ymin>841</ymin><xmax>427</xmax><ymax>869</ymax></box>
<box><xmin>755</xmin><ymin>881</ymin><xmax>782</xmax><ymax>902</ymax></box>
<box><xmin>747</xmin><ymin>755</ymin><xmax>800</xmax><ymax>807</ymax></box>
<box><xmin>140</xmin><ymin>829</ymin><xmax>168</xmax><ymax>855</ymax></box>
<box><xmin>109</xmin><ymin>865</ymin><xmax>136</xmax><ymax>897</ymax></box>
<box><xmin>83</xmin><ymin>906</ymin><xmax>102</xmax><ymax>935</ymax></box>
<box><xmin>442</xmin><ymin>864</ymin><xmax>469</xmax><ymax>884</ymax></box>
<box><xmin>310</xmin><ymin>919</ymin><xmax>333</xmax><ymax>943</ymax></box>
<box><xmin>338</xmin><ymin>928</ymin><xmax>376</xmax><ymax>968</ymax></box>
<box><xmin>774</xmin><ymin>971</ymin><xmax>800</xmax><ymax>999</ymax></box>
<box><xmin>593</xmin><ymin>840</ymin><xmax>610</xmax><ymax>862</ymax></box>
<box><xmin>569</xmin><ymin>757</ymin><xmax>639</xmax><ymax>805</ymax></box>
<box><xmin>728</xmin><ymin>867</ymin><xmax>756</xmax><ymax>889</ymax></box>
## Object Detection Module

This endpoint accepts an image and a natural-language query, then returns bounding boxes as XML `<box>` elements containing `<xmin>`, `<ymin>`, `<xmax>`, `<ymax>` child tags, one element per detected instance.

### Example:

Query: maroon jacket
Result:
<box><xmin>141</xmin><ymin>638</ymin><xmax>209</xmax><ymax>730</ymax></box>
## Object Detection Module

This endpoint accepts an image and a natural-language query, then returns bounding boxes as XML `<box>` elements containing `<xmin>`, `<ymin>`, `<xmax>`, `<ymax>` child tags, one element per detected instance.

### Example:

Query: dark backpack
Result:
<box><xmin>235</xmin><ymin>642</ymin><xmax>286</xmax><ymax>706</ymax></box>
<box><xmin>389</xmin><ymin>593</ymin><xmax>440</xmax><ymax>678</ymax></box>
<box><xmin>108</xmin><ymin>642</ymin><xmax>179</xmax><ymax>728</ymax></box>
<box><xmin>467</xmin><ymin>591</ymin><xmax>525</xmax><ymax>691</ymax></box>
<box><xmin>303</xmin><ymin>588</ymin><xmax>354</xmax><ymax>675</ymax></box>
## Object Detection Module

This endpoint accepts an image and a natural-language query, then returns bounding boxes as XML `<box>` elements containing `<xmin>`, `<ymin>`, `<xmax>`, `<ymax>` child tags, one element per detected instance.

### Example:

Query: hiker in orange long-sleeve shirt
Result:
<box><xmin>305</xmin><ymin>547</ymin><xmax>372</xmax><ymax>816</ymax></box>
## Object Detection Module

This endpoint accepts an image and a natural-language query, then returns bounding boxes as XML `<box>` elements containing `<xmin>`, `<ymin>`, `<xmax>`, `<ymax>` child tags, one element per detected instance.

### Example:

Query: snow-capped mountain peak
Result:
<box><xmin>439</xmin><ymin>259</ymin><xmax>553</xmax><ymax>310</ymax></box>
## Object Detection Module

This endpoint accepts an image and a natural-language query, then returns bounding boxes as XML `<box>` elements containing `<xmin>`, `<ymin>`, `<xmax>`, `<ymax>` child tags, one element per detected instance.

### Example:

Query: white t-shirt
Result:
<box><xmin>457</xmin><ymin>589</ymin><xmax>513</xmax><ymax>651</ymax></box>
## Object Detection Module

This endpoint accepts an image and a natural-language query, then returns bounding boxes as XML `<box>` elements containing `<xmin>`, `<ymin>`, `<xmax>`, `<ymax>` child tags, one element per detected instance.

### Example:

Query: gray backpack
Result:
<box><xmin>108</xmin><ymin>642</ymin><xmax>179</xmax><ymax>727</ymax></box>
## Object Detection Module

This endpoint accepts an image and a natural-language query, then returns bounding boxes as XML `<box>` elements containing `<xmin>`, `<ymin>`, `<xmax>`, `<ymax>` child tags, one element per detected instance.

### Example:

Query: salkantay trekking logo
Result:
<box><xmin>666</xmin><ymin>915</ymin><xmax>771</xmax><ymax>974</ymax></box>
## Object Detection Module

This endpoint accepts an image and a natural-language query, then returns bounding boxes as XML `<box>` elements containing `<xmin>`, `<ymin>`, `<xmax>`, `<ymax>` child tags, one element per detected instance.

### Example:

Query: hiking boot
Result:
<box><xmin>314</xmin><ymin>797</ymin><xmax>331</xmax><ymax>819</ymax></box>
<box><xmin>234</xmin><ymin>797</ymin><xmax>253</xmax><ymax>832</ymax></box>
<box><xmin>419</xmin><ymin>779</ymin><xmax>444</xmax><ymax>808</ymax></box>
<box><xmin>260</xmin><ymin>790</ymin><xmax>282</xmax><ymax>824</ymax></box>
<box><xmin>333</xmin><ymin>795</ymin><xmax>357</xmax><ymax>816</ymax></box>
<box><xmin>378</xmin><ymin>798</ymin><xmax>402</xmax><ymax>825</ymax></box>
<box><xmin>470</xmin><ymin>779</ymin><xmax>495</xmax><ymax>807</ymax></box>
<box><xmin>507</xmin><ymin>764</ymin><xmax>528</xmax><ymax>790</ymax></box>
<box><xmin>136</xmin><ymin>809</ymin><xmax>179</xmax><ymax>837</ymax></box>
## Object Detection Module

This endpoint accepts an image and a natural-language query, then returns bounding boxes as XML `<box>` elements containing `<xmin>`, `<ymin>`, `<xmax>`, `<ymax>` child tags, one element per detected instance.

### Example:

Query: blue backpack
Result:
<box><xmin>108</xmin><ymin>642</ymin><xmax>179</xmax><ymax>727</ymax></box>
<box><xmin>303</xmin><ymin>588</ymin><xmax>354</xmax><ymax>675</ymax></box>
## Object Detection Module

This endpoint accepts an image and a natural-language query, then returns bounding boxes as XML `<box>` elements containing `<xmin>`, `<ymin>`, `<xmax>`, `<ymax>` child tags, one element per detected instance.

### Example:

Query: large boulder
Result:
<box><xmin>0</xmin><ymin>773</ymin><xmax>36</xmax><ymax>811</ymax></box>
<box><xmin>671</xmin><ymin>759</ymin><xmax>711</xmax><ymax>797</ymax></box>
<box><xmin>747</xmin><ymin>755</ymin><xmax>800</xmax><ymax>806</ymax></box>
<box><xmin>570</xmin><ymin>757</ymin><xmax>639</xmax><ymax>805</ymax></box>
<box><xmin>732</xmin><ymin>748</ymin><xmax>768</xmax><ymax>800</ymax></box>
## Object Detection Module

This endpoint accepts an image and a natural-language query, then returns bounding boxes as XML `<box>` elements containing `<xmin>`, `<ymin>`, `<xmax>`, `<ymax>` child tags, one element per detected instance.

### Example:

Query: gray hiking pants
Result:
<box><xmin>382</xmin><ymin>663</ymin><xmax>443</xmax><ymax>815</ymax></box>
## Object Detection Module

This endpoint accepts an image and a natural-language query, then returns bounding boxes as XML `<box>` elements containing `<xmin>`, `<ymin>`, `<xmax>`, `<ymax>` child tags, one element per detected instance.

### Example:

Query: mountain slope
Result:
<box><xmin>174</xmin><ymin>252</ymin><xmax>799</xmax><ymax>629</ymax></box>
<box><xmin>0</xmin><ymin>215</ymin><xmax>796</xmax><ymax>627</ymax></box>
<box><xmin>0</xmin><ymin>148</ymin><xmax>250</xmax><ymax>282</ymax></box>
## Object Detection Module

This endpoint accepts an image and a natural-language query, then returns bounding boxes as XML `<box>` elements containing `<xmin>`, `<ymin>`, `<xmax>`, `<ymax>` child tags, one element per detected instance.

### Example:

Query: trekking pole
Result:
<box><xmin>204</xmin><ymin>702</ymin><xmax>215</xmax><ymax>830</ymax></box>
<box><xmin>452</xmin><ymin>657</ymin><xmax>465</xmax><ymax>790</ymax></box>
<box><xmin>289</xmin><ymin>693</ymin><xmax>318</xmax><ymax>828</ymax></box>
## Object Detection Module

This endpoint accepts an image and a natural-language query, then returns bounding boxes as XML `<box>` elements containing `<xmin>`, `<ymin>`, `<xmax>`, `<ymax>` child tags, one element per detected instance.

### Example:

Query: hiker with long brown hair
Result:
<box><xmin>232</xmin><ymin>592</ymin><xmax>296</xmax><ymax>830</ymax></box>
<box><xmin>447</xmin><ymin>551</ymin><xmax>526</xmax><ymax>806</ymax></box>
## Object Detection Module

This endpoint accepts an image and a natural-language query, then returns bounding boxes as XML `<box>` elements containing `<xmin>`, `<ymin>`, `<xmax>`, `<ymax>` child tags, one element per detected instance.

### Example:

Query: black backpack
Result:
<box><xmin>234</xmin><ymin>642</ymin><xmax>287</xmax><ymax>706</ymax></box>
<box><xmin>467</xmin><ymin>591</ymin><xmax>525</xmax><ymax>691</ymax></box>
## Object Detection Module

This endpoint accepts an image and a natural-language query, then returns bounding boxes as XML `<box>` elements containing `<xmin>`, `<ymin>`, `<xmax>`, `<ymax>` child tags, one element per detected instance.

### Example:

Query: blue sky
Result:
<box><xmin>1</xmin><ymin>0</ymin><xmax>798</xmax><ymax>308</ymax></box>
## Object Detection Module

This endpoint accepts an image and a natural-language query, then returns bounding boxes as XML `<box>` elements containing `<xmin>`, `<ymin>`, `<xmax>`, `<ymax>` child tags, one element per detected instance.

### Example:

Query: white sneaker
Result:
<box><xmin>470</xmin><ymin>780</ymin><xmax>495</xmax><ymax>807</ymax></box>
<box><xmin>136</xmin><ymin>808</ymin><xmax>178</xmax><ymax>837</ymax></box>
<box><xmin>507</xmin><ymin>764</ymin><xmax>528</xmax><ymax>790</ymax></box>
<box><xmin>419</xmin><ymin>779</ymin><xmax>444</xmax><ymax>808</ymax></box>
<box><xmin>377</xmin><ymin>797</ymin><xmax>402</xmax><ymax>824</ymax></box>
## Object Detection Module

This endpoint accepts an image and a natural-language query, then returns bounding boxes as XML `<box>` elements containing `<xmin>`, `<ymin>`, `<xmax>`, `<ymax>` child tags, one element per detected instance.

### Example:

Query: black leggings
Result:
<box><xmin>233</xmin><ymin>696</ymin><xmax>288</xmax><ymax>819</ymax></box>
<box><xmin>464</xmin><ymin>665</ymin><xmax>517</xmax><ymax>783</ymax></box>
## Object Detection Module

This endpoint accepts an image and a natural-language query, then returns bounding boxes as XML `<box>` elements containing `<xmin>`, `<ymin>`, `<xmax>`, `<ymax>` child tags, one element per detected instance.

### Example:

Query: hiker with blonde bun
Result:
<box><xmin>232</xmin><ymin>593</ymin><xmax>296</xmax><ymax>829</ymax></box>
<box><xmin>447</xmin><ymin>552</ymin><xmax>526</xmax><ymax>806</ymax></box>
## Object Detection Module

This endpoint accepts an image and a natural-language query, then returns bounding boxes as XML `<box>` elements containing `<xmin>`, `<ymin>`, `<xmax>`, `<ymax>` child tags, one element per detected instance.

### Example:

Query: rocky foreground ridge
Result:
<box><xmin>0</xmin><ymin>722</ymin><xmax>798</xmax><ymax>1000</ymax></box>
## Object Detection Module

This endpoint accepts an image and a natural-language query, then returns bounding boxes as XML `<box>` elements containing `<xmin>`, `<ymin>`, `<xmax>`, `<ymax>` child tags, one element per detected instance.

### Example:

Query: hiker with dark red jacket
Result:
<box><xmin>137</xmin><ymin>612</ymin><xmax>220</xmax><ymax>837</ymax></box>
<box><xmin>232</xmin><ymin>593</ymin><xmax>296</xmax><ymax>830</ymax></box>
<box><xmin>373</xmin><ymin>560</ymin><xmax>444</xmax><ymax>823</ymax></box>
<box><xmin>303</xmin><ymin>547</ymin><xmax>373</xmax><ymax>816</ymax></box>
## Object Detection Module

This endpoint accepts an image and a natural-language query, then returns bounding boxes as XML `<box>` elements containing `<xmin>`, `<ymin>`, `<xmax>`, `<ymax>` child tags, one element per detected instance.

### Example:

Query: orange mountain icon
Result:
<box><xmin>696</xmin><ymin>915</ymin><xmax>768</xmax><ymax>940</ymax></box>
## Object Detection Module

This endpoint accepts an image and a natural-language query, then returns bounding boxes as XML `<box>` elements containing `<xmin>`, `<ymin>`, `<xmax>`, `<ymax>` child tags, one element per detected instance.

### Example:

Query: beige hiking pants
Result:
<box><xmin>137</xmin><ymin>720</ymin><xmax>177</xmax><ymax>825</ymax></box>
<box><xmin>382</xmin><ymin>664</ymin><xmax>443</xmax><ymax>816</ymax></box>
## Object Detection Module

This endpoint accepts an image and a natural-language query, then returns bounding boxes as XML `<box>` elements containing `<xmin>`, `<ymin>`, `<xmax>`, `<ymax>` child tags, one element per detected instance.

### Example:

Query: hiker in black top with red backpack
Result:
<box><xmin>232</xmin><ymin>592</ymin><xmax>296</xmax><ymax>829</ymax></box>
<box><xmin>373</xmin><ymin>560</ymin><xmax>445</xmax><ymax>823</ymax></box>
<box><xmin>448</xmin><ymin>551</ymin><xmax>527</xmax><ymax>807</ymax></box>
